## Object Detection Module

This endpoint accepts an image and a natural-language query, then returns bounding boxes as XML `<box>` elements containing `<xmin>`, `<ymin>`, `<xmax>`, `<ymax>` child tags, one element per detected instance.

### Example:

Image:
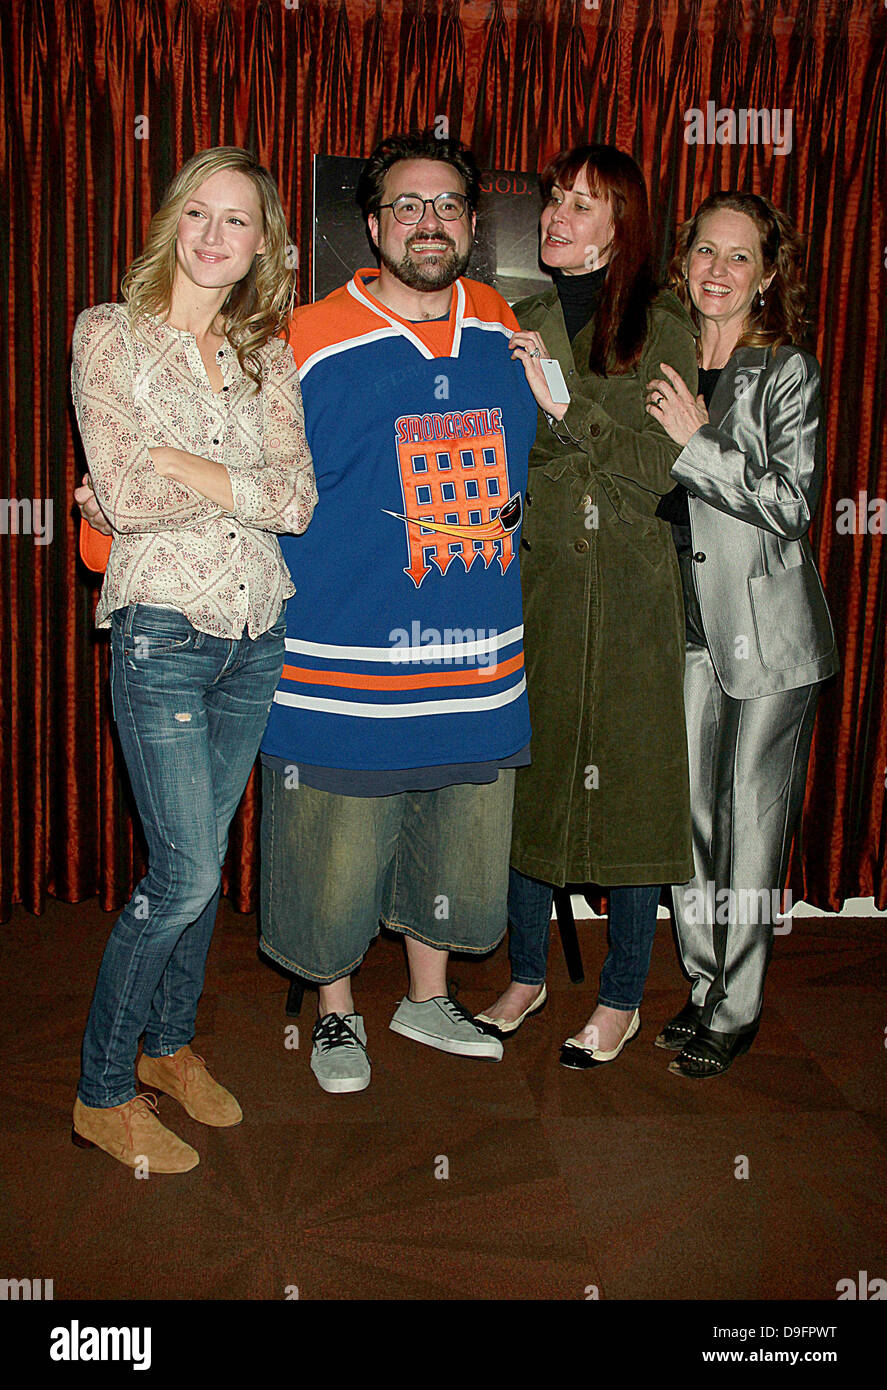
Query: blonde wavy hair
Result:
<box><xmin>121</xmin><ymin>147</ymin><xmax>296</xmax><ymax>391</ymax></box>
<box><xmin>667</xmin><ymin>191</ymin><xmax>809</xmax><ymax>355</ymax></box>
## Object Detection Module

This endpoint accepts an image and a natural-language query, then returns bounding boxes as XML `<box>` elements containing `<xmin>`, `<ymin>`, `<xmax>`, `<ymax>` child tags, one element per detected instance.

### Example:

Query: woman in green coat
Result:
<box><xmin>476</xmin><ymin>146</ymin><xmax>696</xmax><ymax>1065</ymax></box>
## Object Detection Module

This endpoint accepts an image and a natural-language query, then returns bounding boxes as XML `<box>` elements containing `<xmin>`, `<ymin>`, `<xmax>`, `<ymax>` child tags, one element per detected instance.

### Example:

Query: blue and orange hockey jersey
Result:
<box><xmin>260</xmin><ymin>269</ymin><xmax>538</xmax><ymax>772</ymax></box>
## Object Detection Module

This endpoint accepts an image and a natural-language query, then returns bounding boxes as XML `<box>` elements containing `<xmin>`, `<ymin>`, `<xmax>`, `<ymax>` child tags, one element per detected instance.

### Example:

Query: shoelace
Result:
<box><xmin>313</xmin><ymin>1013</ymin><xmax>366</xmax><ymax>1054</ymax></box>
<box><xmin>121</xmin><ymin>1092</ymin><xmax>161</xmax><ymax>1146</ymax></box>
<box><xmin>173</xmin><ymin>1050</ymin><xmax>208</xmax><ymax>1091</ymax></box>
<box><xmin>437</xmin><ymin>996</ymin><xmax>484</xmax><ymax>1033</ymax></box>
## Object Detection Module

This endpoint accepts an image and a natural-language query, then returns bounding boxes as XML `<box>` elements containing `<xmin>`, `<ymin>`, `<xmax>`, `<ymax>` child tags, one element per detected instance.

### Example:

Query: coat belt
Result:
<box><xmin>542</xmin><ymin>455</ymin><xmax>628</xmax><ymax>520</ymax></box>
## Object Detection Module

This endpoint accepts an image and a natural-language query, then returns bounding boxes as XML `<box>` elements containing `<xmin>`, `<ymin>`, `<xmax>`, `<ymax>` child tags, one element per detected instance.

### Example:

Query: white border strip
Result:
<box><xmin>461</xmin><ymin>316</ymin><xmax>514</xmax><ymax>340</ymax></box>
<box><xmin>272</xmin><ymin>676</ymin><xmax>526</xmax><ymax>718</ymax></box>
<box><xmin>300</xmin><ymin>325</ymin><xmax>402</xmax><ymax>381</ymax></box>
<box><xmin>284</xmin><ymin>624</ymin><xmax>524</xmax><ymax>663</ymax></box>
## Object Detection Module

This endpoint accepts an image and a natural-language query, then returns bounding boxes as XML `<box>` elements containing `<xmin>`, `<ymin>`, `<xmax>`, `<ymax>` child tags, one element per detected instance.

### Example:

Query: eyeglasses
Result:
<box><xmin>377</xmin><ymin>193</ymin><xmax>469</xmax><ymax>225</ymax></box>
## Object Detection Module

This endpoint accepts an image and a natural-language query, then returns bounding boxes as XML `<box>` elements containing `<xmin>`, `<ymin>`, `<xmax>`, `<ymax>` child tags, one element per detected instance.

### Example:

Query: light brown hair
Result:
<box><xmin>667</xmin><ymin>191</ymin><xmax>809</xmax><ymax>353</ymax></box>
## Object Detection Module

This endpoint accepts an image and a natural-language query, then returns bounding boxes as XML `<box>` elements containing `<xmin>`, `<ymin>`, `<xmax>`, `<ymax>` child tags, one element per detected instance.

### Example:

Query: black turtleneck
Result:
<box><xmin>552</xmin><ymin>264</ymin><xmax>608</xmax><ymax>343</ymax></box>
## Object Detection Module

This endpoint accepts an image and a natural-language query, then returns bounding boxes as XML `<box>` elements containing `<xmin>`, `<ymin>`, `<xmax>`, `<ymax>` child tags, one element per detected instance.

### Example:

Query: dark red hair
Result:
<box><xmin>540</xmin><ymin>145</ymin><xmax>658</xmax><ymax>374</ymax></box>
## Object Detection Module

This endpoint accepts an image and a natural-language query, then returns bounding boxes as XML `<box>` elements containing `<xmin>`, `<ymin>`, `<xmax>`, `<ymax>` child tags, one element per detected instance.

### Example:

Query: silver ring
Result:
<box><xmin>654</xmin><ymin>393</ymin><xmax>664</xmax><ymax>405</ymax></box>
<box><xmin>530</xmin><ymin>348</ymin><xmax>541</xmax><ymax>358</ymax></box>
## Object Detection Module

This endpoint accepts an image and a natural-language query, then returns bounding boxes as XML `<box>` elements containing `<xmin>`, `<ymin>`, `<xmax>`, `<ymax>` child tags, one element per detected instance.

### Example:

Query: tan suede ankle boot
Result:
<box><xmin>72</xmin><ymin>1093</ymin><xmax>199</xmax><ymax>1173</ymax></box>
<box><xmin>137</xmin><ymin>1046</ymin><xmax>242</xmax><ymax>1126</ymax></box>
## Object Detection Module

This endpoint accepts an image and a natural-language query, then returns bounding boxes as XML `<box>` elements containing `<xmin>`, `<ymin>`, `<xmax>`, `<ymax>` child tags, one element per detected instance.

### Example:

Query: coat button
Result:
<box><xmin>212</xmin><ymin>437</ymin><xmax>220</xmax><ymax>444</ymax></box>
<box><xmin>588</xmin><ymin>423</ymin><xmax>600</xmax><ymax>437</ymax></box>
<box><xmin>574</xmin><ymin>538</ymin><xmax>589</xmax><ymax>553</ymax></box>
<box><xmin>228</xmin><ymin>531</ymin><xmax>236</xmax><ymax>540</ymax></box>
<box><xmin>526</xmin><ymin>492</ymin><xmax>532</xmax><ymax>505</ymax></box>
<box><xmin>693</xmin><ymin>551</ymin><xmax>706</xmax><ymax>562</ymax></box>
<box><xmin>520</xmin><ymin>537</ymin><xmax>531</xmax><ymax>550</ymax></box>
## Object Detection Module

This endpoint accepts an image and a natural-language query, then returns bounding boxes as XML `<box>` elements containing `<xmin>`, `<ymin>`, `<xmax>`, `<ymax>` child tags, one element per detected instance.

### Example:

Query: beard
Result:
<box><xmin>379</xmin><ymin>233</ymin><xmax>473</xmax><ymax>292</ymax></box>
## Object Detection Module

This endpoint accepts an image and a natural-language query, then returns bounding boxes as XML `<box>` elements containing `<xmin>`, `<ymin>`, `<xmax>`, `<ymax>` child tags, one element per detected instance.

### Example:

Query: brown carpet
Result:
<box><xmin>1</xmin><ymin>898</ymin><xmax>885</xmax><ymax>1301</ymax></box>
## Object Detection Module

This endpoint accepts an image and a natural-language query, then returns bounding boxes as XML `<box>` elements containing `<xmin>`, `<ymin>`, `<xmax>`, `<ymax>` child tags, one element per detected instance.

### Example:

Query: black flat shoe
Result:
<box><xmin>654</xmin><ymin>998</ymin><xmax>703</xmax><ymax>1050</ymax></box>
<box><xmin>667</xmin><ymin>1024</ymin><xmax>758</xmax><ymax>1079</ymax></box>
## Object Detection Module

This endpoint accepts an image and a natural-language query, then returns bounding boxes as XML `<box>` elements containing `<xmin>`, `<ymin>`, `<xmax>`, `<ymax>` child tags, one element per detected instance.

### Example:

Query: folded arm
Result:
<box><xmin>225</xmin><ymin>342</ymin><xmax>317</xmax><ymax>534</ymax></box>
<box><xmin>547</xmin><ymin>310</ymin><xmax>699</xmax><ymax>495</ymax></box>
<box><xmin>671</xmin><ymin>351</ymin><xmax>825</xmax><ymax>539</ymax></box>
<box><xmin>70</xmin><ymin>306</ymin><xmax>223</xmax><ymax>533</ymax></box>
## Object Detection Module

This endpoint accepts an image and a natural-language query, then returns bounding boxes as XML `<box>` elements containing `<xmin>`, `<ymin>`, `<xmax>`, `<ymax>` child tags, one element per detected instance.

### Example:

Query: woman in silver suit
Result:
<box><xmin>647</xmin><ymin>191</ymin><xmax>838</xmax><ymax>1079</ymax></box>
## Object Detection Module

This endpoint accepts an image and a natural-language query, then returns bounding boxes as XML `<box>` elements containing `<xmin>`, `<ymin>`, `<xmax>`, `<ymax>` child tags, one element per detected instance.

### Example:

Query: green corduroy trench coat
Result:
<box><xmin>510</xmin><ymin>287</ymin><xmax>697</xmax><ymax>888</ymax></box>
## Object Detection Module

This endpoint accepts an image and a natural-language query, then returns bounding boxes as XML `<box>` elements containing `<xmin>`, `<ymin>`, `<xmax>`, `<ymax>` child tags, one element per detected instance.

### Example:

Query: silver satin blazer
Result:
<box><xmin>672</xmin><ymin>344</ymin><xmax>839</xmax><ymax>698</ymax></box>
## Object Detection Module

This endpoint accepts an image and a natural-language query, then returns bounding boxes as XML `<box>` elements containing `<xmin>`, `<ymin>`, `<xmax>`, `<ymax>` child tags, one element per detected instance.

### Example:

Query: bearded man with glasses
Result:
<box><xmin>254</xmin><ymin>132</ymin><xmax>541</xmax><ymax>1093</ymax></box>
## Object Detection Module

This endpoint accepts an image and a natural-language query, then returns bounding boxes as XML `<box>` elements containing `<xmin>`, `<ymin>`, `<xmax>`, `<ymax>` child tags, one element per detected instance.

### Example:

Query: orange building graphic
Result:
<box><xmin>387</xmin><ymin>408</ymin><xmax>520</xmax><ymax>589</ymax></box>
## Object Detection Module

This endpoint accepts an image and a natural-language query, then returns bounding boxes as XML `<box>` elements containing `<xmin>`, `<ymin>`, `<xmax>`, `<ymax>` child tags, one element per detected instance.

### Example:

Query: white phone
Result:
<box><xmin>538</xmin><ymin>357</ymin><xmax>571</xmax><ymax>405</ymax></box>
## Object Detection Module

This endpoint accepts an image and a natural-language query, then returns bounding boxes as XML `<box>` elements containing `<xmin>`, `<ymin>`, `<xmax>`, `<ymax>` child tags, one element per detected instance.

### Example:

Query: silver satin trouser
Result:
<box><xmin>671</xmin><ymin>550</ymin><xmax>819</xmax><ymax>1033</ymax></box>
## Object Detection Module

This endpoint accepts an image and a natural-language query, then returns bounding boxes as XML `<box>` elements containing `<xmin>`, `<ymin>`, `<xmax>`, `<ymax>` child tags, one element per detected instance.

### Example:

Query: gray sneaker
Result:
<box><xmin>310</xmin><ymin>1012</ymin><xmax>371</xmax><ymax>1093</ymax></box>
<box><xmin>389</xmin><ymin>996</ymin><xmax>504</xmax><ymax>1060</ymax></box>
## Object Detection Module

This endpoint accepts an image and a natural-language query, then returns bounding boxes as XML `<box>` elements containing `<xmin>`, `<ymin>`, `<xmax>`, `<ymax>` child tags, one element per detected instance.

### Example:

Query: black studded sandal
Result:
<box><xmin>654</xmin><ymin>998</ymin><xmax>703</xmax><ymax>1050</ymax></box>
<box><xmin>667</xmin><ymin>1024</ymin><xmax>758</xmax><ymax>1079</ymax></box>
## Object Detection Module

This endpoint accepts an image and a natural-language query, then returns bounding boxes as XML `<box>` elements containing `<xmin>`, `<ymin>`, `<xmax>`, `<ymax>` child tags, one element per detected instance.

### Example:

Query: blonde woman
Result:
<box><xmin>70</xmin><ymin>148</ymin><xmax>316</xmax><ymax>1171</ymax></box>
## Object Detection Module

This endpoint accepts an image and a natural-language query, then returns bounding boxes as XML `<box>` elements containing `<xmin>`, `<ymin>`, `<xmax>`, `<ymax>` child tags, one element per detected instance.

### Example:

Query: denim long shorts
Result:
<box><xmin>259</xmin><ymin>764</ymin><xmax>515</xmax><ymax>983</ymax></box>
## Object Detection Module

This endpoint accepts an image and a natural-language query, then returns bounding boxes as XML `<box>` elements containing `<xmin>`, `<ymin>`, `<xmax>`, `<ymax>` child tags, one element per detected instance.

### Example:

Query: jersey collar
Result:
<box><xmin>347</xmin><ymin>268</ymin><xmax>464</xmax><ymax>360</ymax></box>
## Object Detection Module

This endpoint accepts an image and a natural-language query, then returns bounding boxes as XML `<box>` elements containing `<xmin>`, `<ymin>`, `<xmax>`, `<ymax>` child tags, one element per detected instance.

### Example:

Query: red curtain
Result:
<box><xmin>1</xmin><ymin>0</ymin><xmax>884</xmax><ymax>920</ymax></box>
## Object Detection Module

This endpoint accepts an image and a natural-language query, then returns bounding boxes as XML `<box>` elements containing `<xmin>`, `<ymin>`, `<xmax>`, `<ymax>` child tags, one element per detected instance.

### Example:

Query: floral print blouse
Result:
<box><xmin>71</xmin><ymin>302</ymin><xmax>317</xmax><ymax>638</ymax></box>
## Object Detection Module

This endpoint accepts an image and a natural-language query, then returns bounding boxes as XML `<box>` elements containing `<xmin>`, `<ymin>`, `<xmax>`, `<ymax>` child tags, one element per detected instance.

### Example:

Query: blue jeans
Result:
<box><xmin>77</xmin><ymin>604</ymin><xmax>285</xmax><ymax>1108</ymax></box>
<box><xmin>508</xmin><ymin>868</ymin><xmax>661</xmax><ymax>1010</ymax></box>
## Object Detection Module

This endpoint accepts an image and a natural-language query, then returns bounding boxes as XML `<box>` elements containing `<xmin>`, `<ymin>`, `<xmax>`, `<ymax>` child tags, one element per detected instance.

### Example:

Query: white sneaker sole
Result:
<box><xmin>310</xmin><ymin>1066</ymin><xmax>371</xmax><ymax>1094</ymax></box>
<box><xmin>389</xmin><ymin>1019</ymin><xmax>503</xmax><ymax>1059</ymax></box>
